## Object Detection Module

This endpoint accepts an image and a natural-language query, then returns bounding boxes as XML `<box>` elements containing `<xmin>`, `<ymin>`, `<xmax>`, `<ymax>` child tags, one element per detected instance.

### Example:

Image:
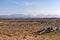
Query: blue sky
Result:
<box><xmin>0</xmin><ymin>0</ymin><xmax>60</xmax><ymax>16</ymax></box>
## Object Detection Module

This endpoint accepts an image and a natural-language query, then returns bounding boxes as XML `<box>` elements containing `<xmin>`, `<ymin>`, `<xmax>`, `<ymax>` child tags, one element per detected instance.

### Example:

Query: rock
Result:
<box><xmin>33</xmin><ymin>26</ymin><xmax>60</xmax><ymax>35</ymax></box>
<box><xmin>45</xmin><ymin>27</ymin><xmax>53</xmax><ymax>33</ymax></box>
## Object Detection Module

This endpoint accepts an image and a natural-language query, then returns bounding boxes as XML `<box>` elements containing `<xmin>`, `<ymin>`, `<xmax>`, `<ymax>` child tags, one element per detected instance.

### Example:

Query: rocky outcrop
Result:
<box><xmin>33</xmin><ymin>26</ymin><xmax>60</xmax><ymax>35</ymax></box>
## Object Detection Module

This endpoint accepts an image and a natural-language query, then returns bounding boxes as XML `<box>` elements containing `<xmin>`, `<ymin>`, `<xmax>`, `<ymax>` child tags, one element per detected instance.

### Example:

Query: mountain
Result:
<box><xmin>11</xmin><ymin>14</ymin><xmax>33</xmax><ymax>18</ymax></box>
<box><xmin>35</xmin><ymin>14</ymin><xmax>59</xmax><ymax>18</ymax></box>
<box><xmin>0</xmin><ymin>14</ymin><xmax>59</xmax><ymax>18</ymax></box>
<box><xmin>0</xmin><ymin>14</ymin><xmax>33</xmax><ymax>18</ymax></box>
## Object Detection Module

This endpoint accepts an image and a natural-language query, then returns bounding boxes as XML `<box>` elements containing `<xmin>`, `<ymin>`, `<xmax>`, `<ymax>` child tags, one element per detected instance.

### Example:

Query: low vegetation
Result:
<box><xmin>0</xmin><ymin>18</ymin><xmax>60</xmax><ymax>40</ymax></box>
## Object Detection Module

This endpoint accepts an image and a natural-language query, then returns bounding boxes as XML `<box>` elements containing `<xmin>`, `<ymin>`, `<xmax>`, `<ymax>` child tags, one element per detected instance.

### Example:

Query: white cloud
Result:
<box><xmin>22</xmin><ymin>9</ymin><xmax>60</xmax><ymax>16</ymax></box>
<box><xmin>0</xmin><ymin>8</ymin><xmax>60</xmax><ymax>16</ymax></box>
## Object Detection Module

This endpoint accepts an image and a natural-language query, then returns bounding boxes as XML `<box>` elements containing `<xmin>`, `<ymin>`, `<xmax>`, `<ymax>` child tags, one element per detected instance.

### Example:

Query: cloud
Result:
<box><xmin>22</xmin><ymin>9</ymin><xmax>60</xmax><ymax>16</ymax></box>
<box><xmin>0</xmin><ymin>8</ymin><xmax>60</xmax><ymax>17</ymax></box>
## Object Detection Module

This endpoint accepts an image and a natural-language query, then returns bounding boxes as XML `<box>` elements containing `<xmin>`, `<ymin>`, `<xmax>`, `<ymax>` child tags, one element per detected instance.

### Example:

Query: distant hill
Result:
<box><xmin>0</xmin><ymin>14</ymin><xmax>33</xmax><ymax>18</ymax></box>
<box><xmin>0</xmin><ymin>14</ymin><xmax>59</xmax><ymax>18</ymax></box>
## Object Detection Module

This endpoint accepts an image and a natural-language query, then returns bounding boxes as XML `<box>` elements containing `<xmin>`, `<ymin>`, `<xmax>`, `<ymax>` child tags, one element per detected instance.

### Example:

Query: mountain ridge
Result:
<box><xmin>0</xmin><ymin>14</ymin><xmax>59</xmax><ymax>18</ymax></box>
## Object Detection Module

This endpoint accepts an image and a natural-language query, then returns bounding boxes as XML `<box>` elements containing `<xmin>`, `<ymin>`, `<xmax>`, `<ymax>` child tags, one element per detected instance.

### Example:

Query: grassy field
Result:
<box><xmin>0</xmin><ymin>18</ymin><xmax>60</xmax><ymax>40</ymax></box>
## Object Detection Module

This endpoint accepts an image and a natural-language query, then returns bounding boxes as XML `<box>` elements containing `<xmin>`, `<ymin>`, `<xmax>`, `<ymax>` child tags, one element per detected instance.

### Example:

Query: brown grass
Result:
<box><xmin>0</xmin><ymin>18</ymin><xmax>60</xmax><ymax>40</ymax></box>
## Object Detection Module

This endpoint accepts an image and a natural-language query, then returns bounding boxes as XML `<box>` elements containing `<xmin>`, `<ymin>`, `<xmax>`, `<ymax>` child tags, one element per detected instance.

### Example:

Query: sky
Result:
<box><xmin>0</xmin><ymin>0</ymin><xmax>60</xmax><ymax>16</ymax></box>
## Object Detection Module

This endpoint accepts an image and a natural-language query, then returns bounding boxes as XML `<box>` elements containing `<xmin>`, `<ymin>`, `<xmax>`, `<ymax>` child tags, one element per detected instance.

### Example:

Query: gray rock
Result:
<box><xmin>33</xmin><ymin>26</ymin><xmax>60</xmax><ymax>35</ymax></box>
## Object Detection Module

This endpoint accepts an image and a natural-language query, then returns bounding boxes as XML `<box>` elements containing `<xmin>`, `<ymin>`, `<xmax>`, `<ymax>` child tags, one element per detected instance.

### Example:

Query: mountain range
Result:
<box><xmin>0</xmin><ymin>14</ymin><xmax>59</xmax><ymax>18</ymax></box>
